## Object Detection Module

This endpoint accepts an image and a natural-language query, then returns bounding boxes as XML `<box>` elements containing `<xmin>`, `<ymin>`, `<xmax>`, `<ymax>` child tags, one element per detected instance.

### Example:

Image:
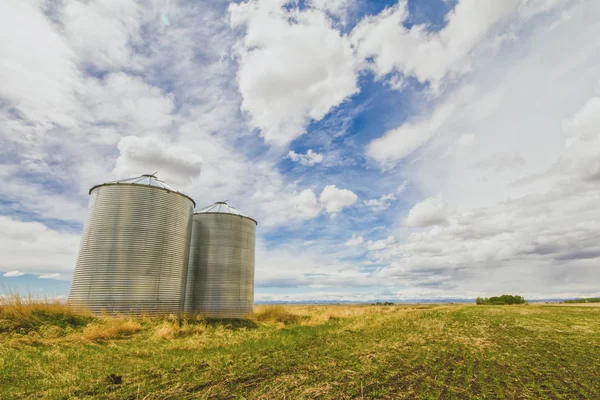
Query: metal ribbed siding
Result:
<box><xmin>184</xmin><ymin>213</ymin><xmax>256</xmax><ymax>319</ymax></box>
<box><xmin>69</xmin><ymin>184</ymin><xmax>194</xmax><ymax>315</ymax></box>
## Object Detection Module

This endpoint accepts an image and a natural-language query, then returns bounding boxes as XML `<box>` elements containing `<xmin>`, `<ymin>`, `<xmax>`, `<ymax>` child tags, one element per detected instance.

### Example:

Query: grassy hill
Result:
<box><xmin>1</xmin><ymin>300</ymin><xmax>599</xmax><ymax>399</ymax></box>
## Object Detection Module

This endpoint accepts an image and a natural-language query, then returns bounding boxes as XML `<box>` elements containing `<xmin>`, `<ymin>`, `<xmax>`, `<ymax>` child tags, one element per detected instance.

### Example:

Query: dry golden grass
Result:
<box><xmin>253</xmin><ymin>304</ymin><xmax>300</xmax><ymax>323</ymax></box>
<box><xmin>1</xmin><ymin>292</ymin><xmax>75</xmax><ymax>318</ymax></box>
<box><xmin>0</xmin><ymin>291</ymin><xmax>92</xmax><ymax>334</ymax></box>
<box><xmin>254</xmin><ymin>303</ymin><xmax>439</xmax><ymax>326</ymax></box>
<box><xmin>153</xmin><ymin>321</ymin><xmax>182</xmax><ymax>339</ymax></box>
<box><xmin>82</xmin><ymin>319</ymin><xmax>142</xmax><ymax>341</ymax></box>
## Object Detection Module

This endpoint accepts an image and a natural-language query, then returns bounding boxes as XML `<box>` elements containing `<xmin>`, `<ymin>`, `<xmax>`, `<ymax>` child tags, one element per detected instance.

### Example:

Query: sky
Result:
<box><xmin>1</xmin><ymin>0</ymin><xmax>600</xmax><ymax>302</ymax></box>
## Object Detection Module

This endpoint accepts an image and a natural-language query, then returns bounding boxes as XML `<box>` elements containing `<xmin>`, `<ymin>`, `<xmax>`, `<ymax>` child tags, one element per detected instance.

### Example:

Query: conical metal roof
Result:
<box><xmin>89</xmin><ymin>174</ymin><xmax>196</xmax><ymax>206</ymax></box>
<box><xmin>194</xmin><ymin>202</ymin><xmax>257</xmax><ymax>225</ymax></box>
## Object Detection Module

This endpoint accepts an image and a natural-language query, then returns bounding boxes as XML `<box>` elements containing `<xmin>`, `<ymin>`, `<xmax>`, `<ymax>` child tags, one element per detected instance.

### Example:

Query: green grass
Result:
<box><xmin>1</xmin><ymin>304</ymin><xmax>599</xmax><ymax>399</ymax></box>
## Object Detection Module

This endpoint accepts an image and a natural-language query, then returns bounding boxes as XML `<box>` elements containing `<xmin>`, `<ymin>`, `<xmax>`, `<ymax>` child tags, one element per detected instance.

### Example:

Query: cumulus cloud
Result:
<box><xmin>345</xmin><ymin>234</ymin><xmax>364</xmax><ymax>246</ymax></box>
<box><xmin>289</xmin><ymin>189</ymin><xmax>321</xmax><ymax>219</ymax></box>
<box><xmin>0</xmin><ymin>216</ymin><xmax>80</xmax><ymax>275</ymax></box>
<box><xmin>288</xmin><ymin>149</ymin><xmax>324</xmax><ymax>166</ymax></box>
<box><xmin>319</xmin><ymin>185</ymin><xmax>358</xmax><ymax>214</ymax></box>
<box><xmin>352</xmin><ymin>0</ymin><xmax>561</xmax><ymax>91</ymax></box>
<box><xmin>373</xmin><ymin>175</ymin><xmax>600</xmax><ymax>297</ymax></box>
<box><xmin>114</xmin><ymin>136</ymin><xmax>203</xmax><ymax>187</ymax></box>
<box><xmin>390</xmin><ymin>0</ymin><xmax>600</xmax><ymax>213</ymax></box>
<box><xmin>3</xmin><ymin>271</ymin><xmax>25</xmax><ymax>278</ymax></box>
<box><xmin>405</xmin><ymin>195</ymin><xmax>451</xmax><ymax>227</ymax></box>
<box><xmin>229</xmin><ymin>0</ymin><xmax>359</xmax><ymax>146</ymax></box>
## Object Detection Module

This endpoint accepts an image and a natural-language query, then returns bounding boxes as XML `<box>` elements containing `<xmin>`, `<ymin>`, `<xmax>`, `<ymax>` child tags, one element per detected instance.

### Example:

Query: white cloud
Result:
<box><xmin>114</xmin><ymin>136</ymin><xmax>203</xmax><ymax>187</ymax></box>
<box><xmin>0</xmin><ymin>166</ymin><xmax>88</xmax><ymax>223</ymax></box>
<box><xmin>400</xmin><ymin>0</ymin><xmax>600</xmax><ymax>212</ymax></box>
<box><xmin>364</xmin><ymin>193</ymin><xmax>396</xmax><ymax>211</ymax></box>
<box><xmin>0</xmin><ymin>217</ymin><xmax>80</xmax><ymax>275</ymax></box>
<box><xmin>63</xmin><ymin>0</ymin><xmax>142</xmax><ymax>71</ymax></box>
<box><xmin>309</xmin><ymin>0</ymin><xmax>353</xmax><ymax>20</ymax></box>
<box><xmin>405</xmin><ymin>195</ymin><xmax>451</xmax><ymax>227</ymax></box>
<box><xmin>38</xmin><ymin>273</ymin><xmax>61</xmax><ymax>280</ymax></box>
<box><xmin>288</xmin><ymin>149</ymin><xmax>324</xmax><ymax>166</ymax></box>
<box><xmin>319</xmin><ymin>185</ymin><xmax>358</xmax><ymax>214</ymax></box>
<box><xmin>345</xmin><ymin>234</ymin><xmax>364</xmax><ymax>246</ymax></box>
<box><xmin>396</xmin><ymin>181</ymin><xmax>409</xmax><ymax>193</ymax></box>
<box><xmin>473</xmin><ymin>152</ymin><xmax>526</xmax><ymax>172</ymax></box>
<box><xmin>352</xmin><ymin>0</ymin><xmax>561</xmax><ymax>91</ymax></box>
<box><xmin>386</xmin><ymin>74</ymin><xmax>406</xmax><ymax>91</ymax></box>
<box><xmin>561</xmin><ymin>97</ymin><xmax>600</xmax><ymax>181</ymax></box>
<box><xmin>0</xmin><ymin>0</ymin><xmax>80</xmax><ymax>130</ymax></box>
<box><xmin>84</xmin><ymin>73</ymin><xmax>175</xmax><ymax>135</ymax></box>
<box><xmin>229</xmin><ymin>0</ymin><xmax>359</xmax><ymax>146</ymax></box>
<box><xmin>174</xmin><ymin>124</ymin><xmax>325</xmax><ymax>228</ymax></box>
<box><xmin>3</xmin><ymin>271</ymin><xmax>25</xmax><ymax>278</ymax></box>
<box><xmin>366</xmin><ymin>89</ymin><xmax>458</xmax><ymax>168</ymax></box>
<box><xmin>366</xmin><ymin>236</ymin><xmax>395</xmax><ymax>251</ymax></box>
<box><xmin>289</xmin><ymin>189</ymin><xmax>321</xmax><ymax>219</ymax></box>
<box><xmin>254</xmin><ymin>238</ymin><xmax>369</xmax><ymax>289</ymax></box>
<box><xmin>458</xmin><ymin>133</ymin><xmax>475</xmax><ymax>147</ymax></box>
<box><xmin>370</xmin><ymin>0</ymin><xmax>600</xmax><ymax>297</ymax></box>
<box><xmin>364</xmin><ymin>199</ymin><xmax>386</xmax><ymax>210</ymax></box>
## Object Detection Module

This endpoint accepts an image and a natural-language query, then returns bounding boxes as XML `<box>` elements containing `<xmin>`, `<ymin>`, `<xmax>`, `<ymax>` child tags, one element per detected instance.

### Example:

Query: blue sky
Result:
<box><xmin>2</xmin><ymin>0</ymin><xmax>600</xmax><ymax>302</ymax></box>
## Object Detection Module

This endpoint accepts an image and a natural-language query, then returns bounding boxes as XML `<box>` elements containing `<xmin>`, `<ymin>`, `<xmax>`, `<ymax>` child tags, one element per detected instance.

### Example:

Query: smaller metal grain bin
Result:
<box><xmin>69</xmin><ymin>174</ymin><xmax>195</xmax><ymax>315</ymax></box>
<box><xmin>184</xmin><ymin>202</ymin><xmax>257</xmax><ymax>319</ymax></box>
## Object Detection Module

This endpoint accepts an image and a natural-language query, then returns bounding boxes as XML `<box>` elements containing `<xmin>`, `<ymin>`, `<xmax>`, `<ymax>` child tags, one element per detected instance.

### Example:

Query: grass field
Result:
<box><xmin>1</xmin><ymin>301</ymin><xmax>599</xmax><ymax>399</ymax></box>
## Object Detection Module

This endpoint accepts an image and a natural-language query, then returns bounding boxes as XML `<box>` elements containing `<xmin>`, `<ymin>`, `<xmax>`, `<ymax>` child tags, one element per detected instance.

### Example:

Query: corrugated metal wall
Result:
<box><xmin>68</xmin><ymin>184</ymin><xmax>194</xmax><ymax>315</ymax></box>
<box><xmin>184</xmin><ymin>213</ymin><xmax>256</xmax><ymax>319</ymax></box>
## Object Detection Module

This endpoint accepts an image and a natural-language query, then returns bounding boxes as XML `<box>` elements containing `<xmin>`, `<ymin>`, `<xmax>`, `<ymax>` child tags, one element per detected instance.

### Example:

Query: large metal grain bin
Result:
<box><xmin>69</xmin><ymin>174</ymin><xmax>195</xmax><ymax>315</ymax></box>
<box><xmin>184</xmin><ymin>202</ymin><xmax>257</xmax><ymax>319</ymax></box>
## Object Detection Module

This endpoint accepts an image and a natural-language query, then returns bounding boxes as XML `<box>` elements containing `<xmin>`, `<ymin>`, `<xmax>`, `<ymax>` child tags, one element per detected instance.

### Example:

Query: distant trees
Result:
<box><xmin>476</xmin><ymin>295</ymin><xmax>526</xmax><ymax>305</ymax></box>
<box><xmin>373</xmin><ymin>302</ymin><xmax>395</xmax><ymax>306</ymax></box>
<box><xmin>564</xmin><ymin>298</ymin><xmax>600</xmax><ymax>303</ymax></box>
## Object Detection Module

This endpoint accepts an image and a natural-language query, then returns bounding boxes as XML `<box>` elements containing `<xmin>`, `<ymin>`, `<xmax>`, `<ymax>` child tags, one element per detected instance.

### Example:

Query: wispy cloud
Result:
<box><xmin>3</xmin><ymin>271</ymin><xmax>25</xmax><ymax>278</ymax></box>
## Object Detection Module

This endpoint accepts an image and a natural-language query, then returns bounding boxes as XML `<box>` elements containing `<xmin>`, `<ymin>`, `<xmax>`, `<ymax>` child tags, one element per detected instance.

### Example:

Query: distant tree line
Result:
<box><xmin>564</xmin><ymin>298</ymin><xmax>600</xmax><ymax>303</ymax></box>
<box><xmin>476</xmin><ymin>295</ymin><xmax>526</xmax><ymax>305</ymax></box>
<box><xmin>372</xmin><ymin>302</ymin><xmax>395</xmax><ymax>306</ymax></box>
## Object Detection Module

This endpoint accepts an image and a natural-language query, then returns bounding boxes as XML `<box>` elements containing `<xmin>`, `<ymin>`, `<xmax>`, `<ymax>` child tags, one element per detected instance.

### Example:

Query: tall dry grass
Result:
<box><xmin>253</xmin><ymin>305</ymin><xmax>300</xmax><ymax>324</ymax></box>
<box><xmin>0</xmin><ymin>290</ymin><xmax>92</xmax><ymax>333</ymax></box>
<box><xmin>82</xmin><ymin>319</ymin><xmax>142</xmax><ymax>341</ymax></box>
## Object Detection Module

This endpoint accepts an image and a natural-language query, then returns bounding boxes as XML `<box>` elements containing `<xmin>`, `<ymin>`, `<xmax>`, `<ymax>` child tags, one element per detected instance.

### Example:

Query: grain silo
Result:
<box><xmin>184</xmin><ymin>202</ymin><xmax>257</xmax><ymax>319</ymax></box>
<box><xmin>69</xmin><ymin>174</ymin><xmax>195</xmax><ymax>315</ymax></box>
